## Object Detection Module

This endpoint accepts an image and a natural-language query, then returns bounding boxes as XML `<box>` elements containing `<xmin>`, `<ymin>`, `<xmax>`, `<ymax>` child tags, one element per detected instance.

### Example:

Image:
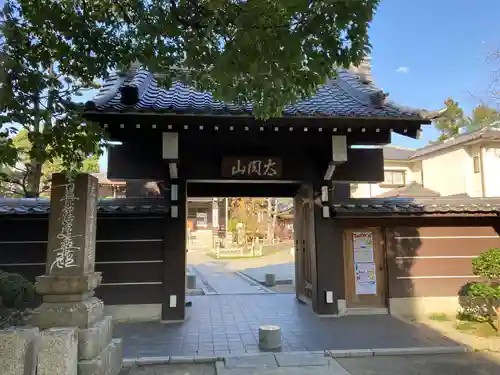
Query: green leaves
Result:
<box><xmin>433</xmin><ymin>99</ymin><xmax>500</xmax><ymax>142</ymax></box>
<box><xmin>464</xmin><ymin>105</ymin><xmax>500</xmax><ymax>132</ymax></box>
<box><xmin>434</xmin><ymin>98</ymin><xmax>464</xmax><ymax>141</ymax></box>
<box><xmin>472</xmin><ymin>248</ymin><xmax>500</xmax><ymax>282</ymax></box>
<box><xmin>14</xmin><ymin>0</ymin><xmax>379</xmax><ymax>119</ymax></box>
<box><xmin>0</xmin><ymin>0</ymin><xmax>106</xmax><ymax>197</ymax></box>
<box><xmin>1</xmin><ymin>0</ymin><xmax>380</xmax><ymax>195</ymax></box>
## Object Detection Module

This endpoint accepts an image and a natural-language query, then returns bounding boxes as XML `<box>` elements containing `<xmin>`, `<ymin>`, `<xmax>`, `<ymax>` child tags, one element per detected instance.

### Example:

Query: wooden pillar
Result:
<box><xmin>310</xmin><ymin>182</ymin><xmax>350</xmax><ymax>315</ymax></box>
<box><xmin>293</xmin><ymin>191</ymin><xmax>304</xmax><ymax>302</ymax></box>
<box><xmin>161</xmin><ymin>132</ymin><xmax>186</xmax><ymax>321</ymax></box>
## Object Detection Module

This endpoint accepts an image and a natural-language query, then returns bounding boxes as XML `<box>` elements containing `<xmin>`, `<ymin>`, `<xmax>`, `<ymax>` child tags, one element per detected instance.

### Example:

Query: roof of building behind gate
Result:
<box><xmin>0</xmin><ymin>198</ymin><xmax>165</xmax><ymax>216</ymax></box>
<box><xmin>331</xmin><ymin>197</ymin><xmax>500</xmax><ymax>217</ymax></box>
<box><xmin>84</xmin><ymin>62</ymin><xmax>445</xmax><ymax>121</ymax></box>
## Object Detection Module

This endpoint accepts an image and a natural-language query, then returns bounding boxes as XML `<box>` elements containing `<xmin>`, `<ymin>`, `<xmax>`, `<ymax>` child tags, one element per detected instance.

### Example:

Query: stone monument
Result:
<box><xmin>29</xmin><ymin>173</ymin><xmax>123</xmax><ymax>375</ymax></box>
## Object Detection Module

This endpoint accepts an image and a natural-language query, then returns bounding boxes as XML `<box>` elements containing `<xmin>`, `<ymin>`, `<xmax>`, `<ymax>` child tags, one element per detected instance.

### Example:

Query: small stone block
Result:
<box><xmin>78</xmin><ymin>338</ymin><xmax>123</xmax><ymax>375</ymax></box>
<box><xmin>264</xmin><ymin>273</ymin><xmax>276</xmax><ymax>287</ymax></box>
<box><xmin>38</xmin><ymin>328</ymin><xmax>78</xmax><ymax>375</ymax></box>
<box><xmin>35</xmin><ymin>274</ymin><xmax>102</xmax><ymax>296</ymax></box>
<box><xmin>275</xmin><ymin>352</ymin><xmax>328</xmax><ymax>367</ymax></box>
<box><xmin>79</xmin><ymin>315</ymin><xmax>113</xmax><ymax>360</ymax></box>
<box><xmin>258</xmin><ymin>325</ymin><xmax>281</xmax><ymax>350</ymax></box>
<box><xmin>186</xmin><ymin>273</ymin><xmax>197</xmax><ymax>290</ymax></box>
<box><xmin>29</xmin><ymin>297</ymin><xmax>104</xmax><ymax>329</ymax></box>
<box><xmin>0</xmin><ymin>326</ymin><xmax>39</xmax><ymax>375</ymax></box>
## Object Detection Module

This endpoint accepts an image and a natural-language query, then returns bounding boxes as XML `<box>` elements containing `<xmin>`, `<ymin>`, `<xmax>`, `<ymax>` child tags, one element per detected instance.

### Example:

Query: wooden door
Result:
<box><xmin>344</xmin><ymin>228</ymin><xmax>387</xmax><ymax>308</ymax></box>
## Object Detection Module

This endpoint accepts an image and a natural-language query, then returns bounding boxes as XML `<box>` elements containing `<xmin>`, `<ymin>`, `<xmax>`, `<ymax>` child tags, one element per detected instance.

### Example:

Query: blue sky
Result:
<box><xmin>370</xmin><ymin>0</ymin><xmax>500</xmax><ymax>148</ymax></box>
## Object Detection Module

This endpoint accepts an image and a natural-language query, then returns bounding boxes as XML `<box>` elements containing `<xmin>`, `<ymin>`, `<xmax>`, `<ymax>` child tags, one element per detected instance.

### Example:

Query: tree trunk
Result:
<box><xmin>25</xmin><ymin>160</ymin><xmax>42</xmax><ymax>198</ymax></box>
<box><xmin>497</xmin><ymin>306</ymin><xmax>500</xmax><ymax>332</ymax></box>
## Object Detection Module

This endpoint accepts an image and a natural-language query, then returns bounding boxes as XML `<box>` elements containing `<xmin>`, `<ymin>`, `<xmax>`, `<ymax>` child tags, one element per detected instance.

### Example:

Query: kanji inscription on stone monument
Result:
<box><xmin>45</xmin><ymin>173</ymin><xmax>98</xmax><ymax>276</ymax></box>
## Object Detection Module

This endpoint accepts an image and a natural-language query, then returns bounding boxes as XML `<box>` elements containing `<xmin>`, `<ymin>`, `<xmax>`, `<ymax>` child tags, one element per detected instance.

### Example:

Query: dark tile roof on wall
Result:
<box><xmin>382</xmin><ymin>145</ymin><xmax>416</xmax><ymax>160</ymax></box>
<box><xmin>85</xmin><ymin>64</ymin><xmax>444</xmax><ymax>122</ymax></box>
<box><xmin>331</xmin><ymin>197</ymin><xmax>500</xmax><ymax>217</ymax></box>
<box><xmin>0</xmin><ymin>198</ymin><xmax>165</xmax><ymax>216</ymax></box>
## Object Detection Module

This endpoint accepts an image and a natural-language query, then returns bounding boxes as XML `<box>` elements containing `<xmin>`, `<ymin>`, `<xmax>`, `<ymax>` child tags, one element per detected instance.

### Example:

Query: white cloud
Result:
<box><xmin>395</xmin><ymin>66</ymin><xmax>410</xmax><ymax>74</ymax></box>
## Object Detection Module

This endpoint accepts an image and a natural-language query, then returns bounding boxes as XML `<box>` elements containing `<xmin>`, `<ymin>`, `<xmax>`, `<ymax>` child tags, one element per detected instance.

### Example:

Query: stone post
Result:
<box><xmin>29</xmin><ymin>173</ymin><xmax>123</xmax><ymax>375</ymax></box>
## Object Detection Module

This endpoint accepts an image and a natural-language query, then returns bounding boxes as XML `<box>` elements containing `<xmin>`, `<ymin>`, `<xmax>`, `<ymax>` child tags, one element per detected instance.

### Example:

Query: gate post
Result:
<box><xmin>162</xmin><ymin>171</ymin><xmax>187</xmax><ymax>321</ymax></box>
<box><xmin>310</xmin><ymin>181</ymin><xmax>349</xmax><ymax>315</ymax></box>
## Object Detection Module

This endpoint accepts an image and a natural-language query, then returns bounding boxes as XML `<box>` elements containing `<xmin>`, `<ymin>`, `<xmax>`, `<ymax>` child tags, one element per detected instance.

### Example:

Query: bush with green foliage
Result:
<box><xmin>0</xmin><ymin>270</ymin><xmax>36</xmax><ymax>309</ymax></box>
<box><xmin>463</xmin><ymin>248</ymin><xmax>500</xmax><ymax>321</ymax></box>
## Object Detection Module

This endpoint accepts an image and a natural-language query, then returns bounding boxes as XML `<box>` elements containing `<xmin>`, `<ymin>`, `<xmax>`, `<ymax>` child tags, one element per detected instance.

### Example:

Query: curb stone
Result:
<box><xmin>326</xmin><ymin>345</ymin><xmax>471</xmax><ymax>358</ymax></box>
<box><xmin>123</xmin><ymin>356</ymin><xmax>221</xmax><ymax>367</ymax></box>
<box><xmin>234</xmin><ymin>271</ymin><xmax>275</xmax><ymax>293</ymax></box>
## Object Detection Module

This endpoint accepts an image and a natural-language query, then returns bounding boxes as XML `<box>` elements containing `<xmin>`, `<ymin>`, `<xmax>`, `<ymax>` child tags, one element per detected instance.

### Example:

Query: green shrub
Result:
<box><xmin>472</xmin><ymin>248</ymin><xmax>500</xmax><ymax>281</ymax></box>
<box><xmin>464</xmin><ymin>248</ymin><xmax>500</xmax><ymax>322</ymax></box>
<box><xmin>0</xmin><ymin>271</ymin><xmax>36</xmax><ymax>309</ymax></box>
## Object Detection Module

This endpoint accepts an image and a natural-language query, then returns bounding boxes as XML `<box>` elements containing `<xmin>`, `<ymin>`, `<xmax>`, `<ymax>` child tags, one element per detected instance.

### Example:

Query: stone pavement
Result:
<box><xmin>114</xmin><ymin>294</ymin><xmax>458</xmax><ymax>358</ymax></box>
<box><xmin>119</xmin><ymin>352</ymin><xmax>500</xmax><ymax>375</ymax></box>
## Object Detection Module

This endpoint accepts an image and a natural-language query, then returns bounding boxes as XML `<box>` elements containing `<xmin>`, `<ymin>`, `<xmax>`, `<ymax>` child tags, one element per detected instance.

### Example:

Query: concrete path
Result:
<box><xmin>187</xmin><ymin>244</ymin><xmax>294</xmax><ymax>294</ymax></box>
<box><xmin>191</xmin><ymin>262</ymin><xmax>271</xmax><ymax>295</ymax></box>
<box><xmin>337</xmin><ymin>352</ymin><xmax>500</xmax><ymax>375</ymax></box>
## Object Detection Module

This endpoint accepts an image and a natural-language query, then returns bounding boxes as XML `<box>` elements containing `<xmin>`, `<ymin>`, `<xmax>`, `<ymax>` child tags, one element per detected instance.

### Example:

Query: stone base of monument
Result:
<box><xmin>29</xmin><ymin>297</ymin><xmax>104</xmax><ymax>330</ymax></box>
<box><xmin>30</xmin><ymin>272</ymin><xmax>123</xmax><ymax>375</ymax></box>
<box><xmin>258</xmin><ymin>325</ymin><xmax>282</xmax><ymax>350</ymax></box>
<box><xmin>78</xmin><ymin>339</ymin><xmax>123</xmax><ymax>375</ymax></box>
<box><xmin>0</xmin><ymin>326</ymin><xmax>39</xmax><ymax>375</ymax></box>
<box><xmin>78</xmin><ymin>315</ymin><xmax>113</xmax><ymax>360</ymax></box>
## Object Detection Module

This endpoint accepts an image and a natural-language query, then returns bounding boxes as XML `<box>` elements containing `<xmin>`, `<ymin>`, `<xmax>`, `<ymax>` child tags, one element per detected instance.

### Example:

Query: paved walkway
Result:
<box><xmin>187</xmin><ymin>245</ymin><xmax>294</xmax><ymax>294</ymax></box>
<box><xmin>120</xmin><ymin>352</ymin><xmax>500</xmax><ymax>375</ymax></box>
<box><xmin>191</xmin><ymin>262</ymin><xmax>271</xmax><ymax>294</ymax></box>
<box><xmin>240</xmin><ymin>263</ymin><xmax>294</xmax><ymax>285</ymax></box>
<box><xmin>114</xmin><ymin>294</ymin><xmax>457</xmax><ymax>358</ymax></box>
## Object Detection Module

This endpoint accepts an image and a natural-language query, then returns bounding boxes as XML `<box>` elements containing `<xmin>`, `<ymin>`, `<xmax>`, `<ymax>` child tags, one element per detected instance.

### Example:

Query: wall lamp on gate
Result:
<box><xmin>169</xmin><ymin>162</ymin><xmax>178</xmax><ymax>179</ymax></box>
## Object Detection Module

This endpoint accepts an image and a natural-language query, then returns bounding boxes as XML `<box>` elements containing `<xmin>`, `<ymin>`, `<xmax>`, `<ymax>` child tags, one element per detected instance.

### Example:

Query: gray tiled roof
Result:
<box><xmin>382</xmin><ymin>145</ymin><xmax>416</xmax><ymax>160</ymax></box>
<box><xmin>375</xmin><ymin>182</ymin><xmax>440</xmax><ymax>198</ymax></box>
<box><xmin>0</xmin><ymin>198</ymin><xmax>165</xmax><ymax>216</ymax></box>
<box><xmin>331</xmin><ymin>197</ymin><xmax>500</xmax><ymax>217</ymax></box>
<box><xmin>411</xmin><ymin>127</ymin><xmax>500</xmax><ymax>159</ymax></box>
<box><xmin>85</xmin><ymin>67</ymin><xmax>442</xmax><ymax>121</ymax></box>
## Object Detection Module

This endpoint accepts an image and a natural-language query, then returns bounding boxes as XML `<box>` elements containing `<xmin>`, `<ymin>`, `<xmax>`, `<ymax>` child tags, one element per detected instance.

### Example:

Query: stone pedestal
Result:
<box><xmin>29</xmin><ymin>173</ymin><xmax>123</xmax><ymax>375</ymax></box>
